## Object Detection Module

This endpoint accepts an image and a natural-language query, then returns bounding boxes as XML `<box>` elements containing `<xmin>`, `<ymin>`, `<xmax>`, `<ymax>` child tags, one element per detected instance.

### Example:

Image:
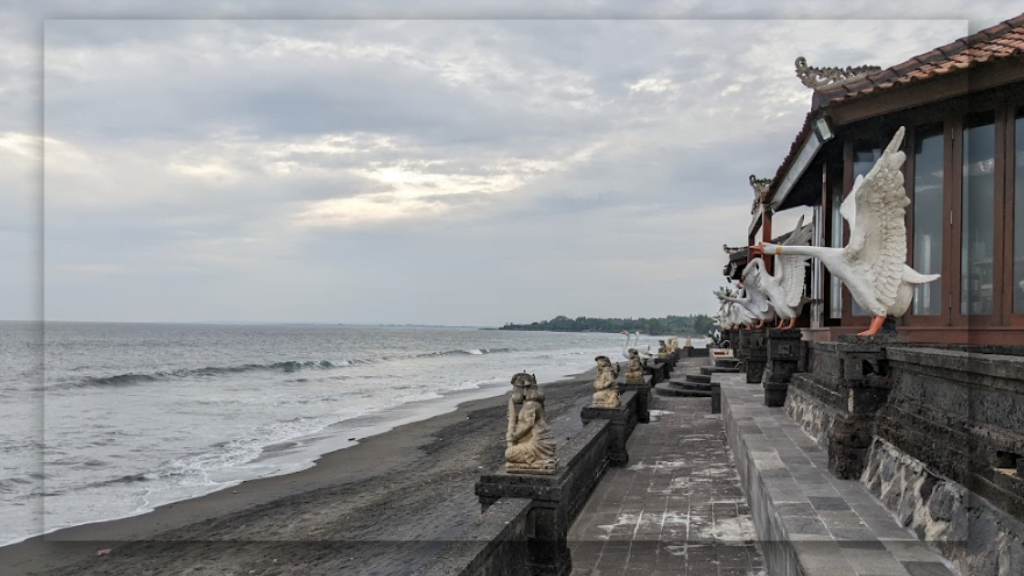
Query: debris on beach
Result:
<box><xmin>96</xmin><ymin>548</ymin><xmax>112</xmax><ymax>556</ymax></box>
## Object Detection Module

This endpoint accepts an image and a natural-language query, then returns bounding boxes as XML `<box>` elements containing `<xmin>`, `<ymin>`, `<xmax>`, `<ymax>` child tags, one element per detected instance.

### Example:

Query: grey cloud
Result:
<box><xmin>1</xmin><ymin>2</ymin><xmax>1018</xmax><ymax>322</ymax></box>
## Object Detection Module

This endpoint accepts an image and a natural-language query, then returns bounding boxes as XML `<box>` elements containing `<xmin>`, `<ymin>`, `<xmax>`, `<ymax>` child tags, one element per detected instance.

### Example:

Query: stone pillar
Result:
<box><xmin>580</xmin><ymin>391</ymin><xmax>638</xmax><ymax>467</ymax></box>
<box><xmin>710</xmin><ymin>382</ymin><xmax>721</xmax><ymax>414</ymax></box>
<box><xmin>761</xmin><ymin>329</ymin><xmax>804</xmax><ymax>407</ymax></box>
<box><xmin>825</xmin><ymin>335</ymin><xmax>899</xmax><ymax>479</ymax></box>
<box><xmin>741</xmin><ymin>328</ymin><xmax>767</xmax><ymax>384</ymax></box>
<box><xmin>617</xmin><ymin>375</ymin><xmax>651</xmax><ymax>423</ymax></box>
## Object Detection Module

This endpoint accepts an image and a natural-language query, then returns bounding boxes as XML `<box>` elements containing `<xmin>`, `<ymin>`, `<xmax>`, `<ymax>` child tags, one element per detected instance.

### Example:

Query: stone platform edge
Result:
<box><xmin>716</xmin><ymin>372</ymin><xmax>958</xmax><ymax>576</ymax></box>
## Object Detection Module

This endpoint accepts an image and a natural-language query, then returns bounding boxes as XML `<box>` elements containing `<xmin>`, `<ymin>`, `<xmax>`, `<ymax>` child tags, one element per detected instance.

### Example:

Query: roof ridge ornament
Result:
<box><xmin>795</xmin><ymin>56</ymin><xmax>882</xmax><ymax>90</ymax></box>
<box><xmin>749</xmin><ymin>175</ymin><xmax>772</xmax><ymax>215</ymax></box>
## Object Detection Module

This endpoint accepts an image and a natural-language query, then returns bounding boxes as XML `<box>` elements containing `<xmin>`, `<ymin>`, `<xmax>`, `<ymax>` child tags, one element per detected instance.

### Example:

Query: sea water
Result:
<box><xmin>0</xmin><ymin>321</ymin><xmax>704</xmax><ymax>546</ymax></box>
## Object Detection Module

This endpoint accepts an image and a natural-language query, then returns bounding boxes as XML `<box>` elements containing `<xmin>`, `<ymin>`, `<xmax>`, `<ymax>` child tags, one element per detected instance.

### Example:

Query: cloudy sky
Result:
<box><xmin>0</xmin><ymin>2</ymin><xmax>1014</xmax><ymax>325</ymax></box>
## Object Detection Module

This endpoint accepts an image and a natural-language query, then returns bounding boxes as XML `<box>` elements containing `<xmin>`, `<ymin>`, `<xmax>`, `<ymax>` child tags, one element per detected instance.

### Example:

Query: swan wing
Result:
<box><xmin>844</xmin><ymin>127</ymin><xmax>909</xmax><ymax>310</ymax></box>
<box><xmin>839</xmin><ymin>174</ymin><xmax>864</xmax><ymax>229</ymax></box>
<box><xmin>780</xmin><ymin>216</ymin><xmax>813</xmax><ymax>308</ymax></box>
<box><xmin>741</xmin><ymin>265</ymin><xmax>771</xmax><ymax>314</ymax></box>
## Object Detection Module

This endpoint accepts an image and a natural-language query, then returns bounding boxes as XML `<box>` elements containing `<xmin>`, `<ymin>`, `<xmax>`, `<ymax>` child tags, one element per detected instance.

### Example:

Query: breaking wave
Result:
<box><xmin>51</xmin><ymin>359</ymin><xmax>365</xmax><ymax>390</ymax></box>
<box><xmin>415</xmin><ymin>347</ymin><xmax>511</xmax><ymax>358</ymax></box>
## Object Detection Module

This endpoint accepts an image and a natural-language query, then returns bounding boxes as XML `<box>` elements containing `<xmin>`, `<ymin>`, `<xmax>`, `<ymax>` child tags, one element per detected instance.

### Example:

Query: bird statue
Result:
<box><xmin>741</xmin><ymin>215</ymin><xmax>814</xmax><ymax>330</ymax></box>
<box><xmin>713</xmin><ymin>287</ymin><xmax>759</xmax><ymax>329</ymax></box>
<box><xmin>719</xmin><ymin>269</ymin><xmax>775</xmax><ymax>329</ymax></box>
<box><xmin>620</xmin><ymin>330</ymin><xmax>652</xmax><ymax>360</ymax></box>
<box><xmin>749</xmin><ymin>127</ymin><xmax>939</xmax><ymax>336</ymax></box>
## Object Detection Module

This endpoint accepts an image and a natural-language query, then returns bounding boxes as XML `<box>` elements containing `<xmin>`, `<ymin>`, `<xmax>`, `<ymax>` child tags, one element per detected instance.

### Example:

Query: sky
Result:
<box><xmin>0</xmin><ymin>1</ymin><xmax>1015</xmax><ymax>326</ymax></box>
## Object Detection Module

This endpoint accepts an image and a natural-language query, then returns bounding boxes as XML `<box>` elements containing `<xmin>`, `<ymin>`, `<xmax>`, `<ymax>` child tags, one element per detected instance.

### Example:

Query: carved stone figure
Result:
<box><xmin>656</xmin><ymin>340</ymin><xmax>670</xmax><ymax>360</ymax></box>
<box><xmin>667</xmin><ymin>337</ymin><xmax>679</xmax><ymax>353</ymax></box>
<box><xmin>591</xmin><ymin>355</ymin><xmax>620</xmax><ymax>408</ymax></box>
<box><xmin>505</xmin><ymin>372</ymin><xmax>556</xmax><ymax>474</ymax></box>
<box><xmin>624</xmin><ymin>349</ymin><xmax>645</xmax><ymax>385</ymax></box>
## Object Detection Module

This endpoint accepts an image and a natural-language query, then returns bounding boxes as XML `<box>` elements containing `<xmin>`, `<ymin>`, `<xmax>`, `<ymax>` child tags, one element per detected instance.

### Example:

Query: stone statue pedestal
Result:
<box><xmin>580</xmin><ymin>390</ymin><xmax>638</xmax><ymax>467</ymax></box>
<box><xmin>738</xmin><ymin>328</ymin><xmax>768</xmax><ymax>384</ymax></box>
<box><xmin>616</xmin><ymin>371</ymin><xmax>651</xmax><ymax>423</ymax></box>
<box><xmin>644</xmin><ymin>359</ymin><xmax>668</xmax><ymax>384</ymax></box>
<box><xmin>761</xmin><ymin>329</ymin><xmax>805</xmax><ymax>407</ymax></box>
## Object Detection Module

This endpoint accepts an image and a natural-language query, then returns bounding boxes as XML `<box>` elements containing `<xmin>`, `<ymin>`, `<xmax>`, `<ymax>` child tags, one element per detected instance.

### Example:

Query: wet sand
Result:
<box><xmin>2</xmin><ymin>370</ymin><xmax>597</xmax><ymax>576</ymax></box>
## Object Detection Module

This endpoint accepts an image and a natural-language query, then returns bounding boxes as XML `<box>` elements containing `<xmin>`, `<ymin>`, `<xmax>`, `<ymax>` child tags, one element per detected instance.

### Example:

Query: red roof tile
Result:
<box><xmin>818</xmin><ymin>14</ymin><xmax>1024</xmax><ymax>103</ymax></box>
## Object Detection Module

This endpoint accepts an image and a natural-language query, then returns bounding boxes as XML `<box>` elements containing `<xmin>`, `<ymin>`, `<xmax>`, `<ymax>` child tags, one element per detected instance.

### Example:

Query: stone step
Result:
<box><xmin>668</xmin><ymin>380</ymin><xmax>711</xmax><ymax>392</ymax></box>
<box><xmin>714</xmin><ymin>358</ymin><xmax>740</xmax><ymax>369</ymax></box>
<box><xmin>653</xmin><ymin>383</ymin><xmax>711</xmax><ymax>397</ymax></box>
<box><xmin>700</xmin><ymin>365</ymin><xmax>740</xmax><ymax>375</ymax></box>
<box><xmin>684</xmin><ymin>373</ymin><xmax>712</xmax><ymax>384</ymax></box>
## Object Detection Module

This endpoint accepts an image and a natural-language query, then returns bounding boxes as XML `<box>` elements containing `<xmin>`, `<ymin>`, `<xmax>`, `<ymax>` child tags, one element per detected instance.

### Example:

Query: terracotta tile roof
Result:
<box><xmin>818</xmin><ymin>13</ymin><xmax>1024</xmax><ymax>103</ymax></box>
<box><xmin>765</xmin><ymin>12</ymin><xmax>1024</xmax><ymax>205</ymax></box>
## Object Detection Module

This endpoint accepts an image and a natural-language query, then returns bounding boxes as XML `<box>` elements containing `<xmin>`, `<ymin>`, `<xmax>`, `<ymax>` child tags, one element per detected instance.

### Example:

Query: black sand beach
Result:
<box><xmin>1</xmin><ymin>370</ymin><xmax>597</xmax><ymax>576</ymax></box>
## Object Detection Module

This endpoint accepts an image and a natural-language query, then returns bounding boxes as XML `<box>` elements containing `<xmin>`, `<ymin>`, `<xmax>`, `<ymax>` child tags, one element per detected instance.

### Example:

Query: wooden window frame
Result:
<box><xmin>1001</xmin><ymin>96</ymin><xmax>1024</xmax><ymax>326</ymax></box>
<box><xmin>951</xmin><ymin>107</ymin><xmax>1005</xmax><ymax>329</ymax></box>
<box><xmin>903</xmin><ymin>120</ymin><xmax>953</xmax><ymax>328</ymax></box>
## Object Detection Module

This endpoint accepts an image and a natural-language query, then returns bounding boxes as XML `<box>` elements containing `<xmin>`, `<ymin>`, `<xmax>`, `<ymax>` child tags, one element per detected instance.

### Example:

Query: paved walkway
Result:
<box><xmin>568</xmin><ymin>394</ymin><xmax>766</xmax><ymax>576</ymax></box>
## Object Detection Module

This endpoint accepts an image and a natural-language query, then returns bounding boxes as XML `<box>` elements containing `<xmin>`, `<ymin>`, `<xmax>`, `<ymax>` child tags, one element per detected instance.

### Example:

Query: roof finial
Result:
<box><xmin>795</xmin><ymin>56</ymin><xmax>882</xmax><ymax>90</ymax></box>
<box><xmin>749</xmin><ymin>175</ymin><xmax>772</xmax><ymax>214</ymax></box>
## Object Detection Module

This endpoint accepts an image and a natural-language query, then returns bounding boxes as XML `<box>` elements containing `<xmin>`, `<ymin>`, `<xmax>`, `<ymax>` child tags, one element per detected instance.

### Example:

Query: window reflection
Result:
<box><xmin>961</xmin><ymin>114</ymin><xmax>996</xmax><ymax>316</ymax></box>
<box><xmin>1015</xmin><ymin>110</ymin><xmax>1024</xmax><ymax>313</ymax></box>
<box><xmin>912</xmin><ymin>124</ymin><xmax>944</xmax><ymax>315</ymax></box>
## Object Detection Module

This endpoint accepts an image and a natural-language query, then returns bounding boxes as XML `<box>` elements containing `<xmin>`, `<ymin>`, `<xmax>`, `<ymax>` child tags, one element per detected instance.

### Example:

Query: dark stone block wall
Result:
<box><xmin>413</xmin><ymin>497</ymin><xmax>531</xmax><ymax>576</ymax></box>
<box><xmin>876</xmin><ymin>347</ymin><xmax>1024</xmax><ymax>523</ymax></box>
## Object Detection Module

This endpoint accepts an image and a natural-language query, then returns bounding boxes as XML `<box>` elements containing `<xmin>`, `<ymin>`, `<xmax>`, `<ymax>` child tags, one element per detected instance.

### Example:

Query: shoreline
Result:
<box><xmin>1</xmin><ymin>367</ymin><xmax>598</xmax><ymax>576</ymax></box>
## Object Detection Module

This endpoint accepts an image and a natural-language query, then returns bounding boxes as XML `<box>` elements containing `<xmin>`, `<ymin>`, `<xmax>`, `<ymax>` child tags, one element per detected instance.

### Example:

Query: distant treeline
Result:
<box><xmin>499</xmin><ymin>315</ymin><xmax>716</xmax><ymax>336</ymax></box>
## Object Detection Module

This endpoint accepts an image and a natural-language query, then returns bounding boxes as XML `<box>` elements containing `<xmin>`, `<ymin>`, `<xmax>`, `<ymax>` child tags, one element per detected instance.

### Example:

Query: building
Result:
<box><xmin>747</xmin><ymin>14</ymin><xmax>1024</xmax><ymax>343</ymax></box>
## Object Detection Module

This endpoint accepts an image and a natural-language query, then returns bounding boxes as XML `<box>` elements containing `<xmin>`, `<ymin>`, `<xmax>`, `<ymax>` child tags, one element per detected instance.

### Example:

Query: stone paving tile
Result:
<box><xmin>568</xmin><ymin>391</ymin><xmax>766</xmax><ymax>576</ymax></box>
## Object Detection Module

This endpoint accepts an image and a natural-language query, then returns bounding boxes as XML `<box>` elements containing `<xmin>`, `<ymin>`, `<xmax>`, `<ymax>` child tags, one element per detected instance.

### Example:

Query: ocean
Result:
<box><xmin>0</xmin><ymin>321</ymin><xmax>701</xmax><ymax>547</ymax></box>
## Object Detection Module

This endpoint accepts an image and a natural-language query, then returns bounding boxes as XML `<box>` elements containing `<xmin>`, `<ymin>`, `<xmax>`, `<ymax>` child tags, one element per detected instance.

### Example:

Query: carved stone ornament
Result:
<box><xmin>749</xmin><ymin>175</ymin><xmax>773</xmax><ymax>215</ymax></box>
<box><xmin>505</xmin><ymin>372</ymin><xmax>557</xmax><ymax>474</ymax></box>
<box><xmin>591</xmin><ymin>355</ymin><xmax>620</xmax><ymax>408</ymax></box>
<box><xmin>794</xmin><ymin>56</ymin><xmax>881</xmax><ymax>90</ymax></box>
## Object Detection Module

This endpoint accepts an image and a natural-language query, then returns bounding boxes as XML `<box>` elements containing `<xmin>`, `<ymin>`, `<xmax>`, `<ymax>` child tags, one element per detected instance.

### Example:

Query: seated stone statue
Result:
<box><xmin>656</xmin><ymin>339</ymin><xmax>671</xmax><ymax>360</ymax></box>
<box><xmin>667</xmin><ymin>337</ymin><xmax>679</xmax><ymax>353</ymax></box>
<box><xmin>624</xmin><ymin>349</ymin><xmax>645</xmax><ymax>384</ymax></box>
<box><xmin>505</xmin><ymin>372</ymin><xmax>556</xmax><ymax>474</ymax></box>
<box><xmin>591</xmin><ymin>355</ymin><xmax>620</xmax><ymax>408</ymax></box>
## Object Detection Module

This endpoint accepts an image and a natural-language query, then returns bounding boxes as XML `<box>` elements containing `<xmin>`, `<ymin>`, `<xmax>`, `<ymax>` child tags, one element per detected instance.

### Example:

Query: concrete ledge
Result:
<box><xmin>720</xmin><ymin>373</ymin><xmax>957</xmax><ymax>576</ymax></box>
<box><xmin>413</xmin><ymin>497</ymin><xmax>531</xmax><ymax>576</ymax></box>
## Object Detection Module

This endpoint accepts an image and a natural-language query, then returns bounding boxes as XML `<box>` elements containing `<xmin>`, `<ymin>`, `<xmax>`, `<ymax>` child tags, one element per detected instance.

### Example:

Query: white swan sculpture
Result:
<box><xmin>741</xmin><ymin>215</ymin><xmax>814</xmax><ymax>330</ymax></box>
<box><xmin>620</xmin><ymin>330</ymin><xmax>652</xmax><ymax>360</ymax></box>
<box><xmin>750</xmin><ymin>127</ymin><xmax>940</xmax><ymax>336</ymax></box>
<box><xmin>713</xmin><ymin>286</ymin><xmax>758</xmax><ymax>329</ymax></box>
<box><xmin>720</xmin><ymin>270</ymin><xmax>775</xmax><ymax>329</ymax></box>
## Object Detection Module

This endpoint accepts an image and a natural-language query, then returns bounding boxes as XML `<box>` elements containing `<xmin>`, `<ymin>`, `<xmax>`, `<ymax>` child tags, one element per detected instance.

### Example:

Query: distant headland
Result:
<box><xmin>497</xmin><ymin>315</ymin><xmax>715</xmax><ymax>335</ymax></box>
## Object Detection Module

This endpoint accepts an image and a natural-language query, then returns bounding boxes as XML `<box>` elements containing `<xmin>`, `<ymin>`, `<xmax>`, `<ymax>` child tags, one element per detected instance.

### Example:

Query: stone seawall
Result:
<box><xmin>414</xmin><ymin>497</ymin><xmax>532</xmax><ymax>576</ymax></box>
<box><xmin>862</xmin><ymin>438</ymin><xmax>1024</xmax><ymax>576</ymax></box>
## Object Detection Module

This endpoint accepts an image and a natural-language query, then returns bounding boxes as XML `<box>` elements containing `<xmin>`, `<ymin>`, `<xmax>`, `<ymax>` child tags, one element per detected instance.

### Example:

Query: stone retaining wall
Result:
<box><xmin>783</xmin><ymin>376</ymin><xmax>834</xmax><ymax>450</ymax></box>
<box><xmin>413</xmin><ymin>497</ymin><xmax>531</xmax><ymax>576</ymax></box>
<box><xmin>877</xmin><ymin>347</ymin><xmax>1024</xmax><ymax>523</ymax></box>
<box><xmin>862</xmin><ymin>438</ymin><xmax>1024</xmax><ymax>576</ymax></box>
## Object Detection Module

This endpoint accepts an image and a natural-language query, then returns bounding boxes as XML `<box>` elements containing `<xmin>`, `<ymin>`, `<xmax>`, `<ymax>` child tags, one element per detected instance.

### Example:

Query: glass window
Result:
<box><xmin>912</xmin><ymin>124</ymin><xmax>944</xmax><ymax>315</ymax></box>
<box><xmin>830</xmin><ymin>182</ymin><xmax>844</xmax><ymax>319</ymax></box>
<box><xmin>850</xmin><ymin>141</ymin><xmax>882</xmax><ymax>316</ymax></box>
<box><xmin>960</xmin><ymin>114</ymin><xmax>996</xmax><ymax>316</ymax></box>
<box><xmin>1015</xmin><ymin>109</ymin><xmax>1024</xmax><ymax>313</ymax></box>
